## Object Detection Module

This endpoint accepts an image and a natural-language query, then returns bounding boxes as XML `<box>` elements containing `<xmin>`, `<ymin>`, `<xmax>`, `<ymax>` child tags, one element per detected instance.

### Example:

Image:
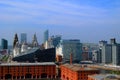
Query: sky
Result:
<box><xmin>0</xmin><ymin>0</ymin><xmax>120</xmax><ymax>45</ymax></box>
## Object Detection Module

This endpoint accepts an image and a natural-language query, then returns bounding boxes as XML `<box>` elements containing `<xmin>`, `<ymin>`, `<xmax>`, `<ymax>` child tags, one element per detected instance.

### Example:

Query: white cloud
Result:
<box><xmin>0</xmin><ymin>0</ymin><xmax>120</xmax><ymax>27</ymax></box>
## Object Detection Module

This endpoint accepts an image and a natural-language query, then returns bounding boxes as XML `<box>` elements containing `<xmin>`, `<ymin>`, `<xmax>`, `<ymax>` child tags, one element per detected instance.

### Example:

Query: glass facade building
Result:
<box><xmin>1</xmin><ymin>39</ymin><xmax>8</xmax><ymax>49</ymax></box>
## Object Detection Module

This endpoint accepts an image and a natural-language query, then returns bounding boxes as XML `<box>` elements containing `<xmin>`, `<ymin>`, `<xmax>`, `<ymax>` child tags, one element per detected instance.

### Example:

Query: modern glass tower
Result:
<box><xmin>1</xmin><ymin>39</ymin><xmax>8</xmax><ymax>49</ymax></box>
<box><xmin>21</xmin><ymin>33</ymin><xmax>27</xmax><ymax>44</ymax></box>
<box><xmin>44</xmin><ymin>30</ymin><xmax>49</xmax><ymax>43</ymax></box>
<box><xmin>59</xmin><ymin>39</ymin><xmax>82</xmax><ymax>63</ymax></box>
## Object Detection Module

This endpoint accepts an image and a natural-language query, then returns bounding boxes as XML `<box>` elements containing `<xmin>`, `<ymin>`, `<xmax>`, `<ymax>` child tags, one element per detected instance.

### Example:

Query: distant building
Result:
<box><xmin>99</xmin><ymin>40</ymin><xmax>107</xmax><ymax>49</ymax></box>
<box><xmin>20</xmin><ymin>33</ymin><xmax>27</xmax><ymax>44</ymax></box>
<box><xmin>13</xmin><ymin>33</ymin><xmax>19</xmax><ymax>48</ymax></box>
<box><xmin>102</xmin><ymin>44</ymin><xmax>112</xmax><ymax>64</ymax></box>
<box><xmin>82</xmin><ymin>43</ymin><xmax>99</xmax><ymax>61</ymax></box>
<box><xmin>61</xmin><ymin>64</ymin><xmax>99</xmax><ymax>80</ymax></box>
<box><xmin>44</xmin><ymin>30</ymin><xmax>49</xmax><ymax>43</ymax></box>
<box><xmin>12</xmin><ymin>48</ymin><xmax>56</xmax><ymax>62</ymax></box>
<box><xmin>32</xmin><ymin>34</ymin><xmax>39</xmax><ymax>47</ymax></box>
<box><xmin>58</xmin><ymin>39</ymin><xmax>82</xmax><ymax>63</ymax></box>
<box><xmin>112</xmin><ymin>44</ymin><xmax>120</xmax><ymax>65</ymax></box>
<box><xmin>44</xmin><ymin>35</ymin><xmax>61</xmax><ymax>49</ymax></box>
<box><xmin>1</xmin><ymin>39</ymin><xmax>8</xmax><ymax>49</ymax></box>
<box><xmin>101</xmin><ymin>38</ymin><xmax>120</xmax><ymax>65</ymax></box>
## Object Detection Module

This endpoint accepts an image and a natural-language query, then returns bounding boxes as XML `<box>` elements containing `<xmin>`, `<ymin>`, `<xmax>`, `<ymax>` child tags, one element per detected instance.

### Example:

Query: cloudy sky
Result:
<box><xmin>0</xmin><ymin>0</ymin><xmax>120</xmax><ymax>45</ymax></box>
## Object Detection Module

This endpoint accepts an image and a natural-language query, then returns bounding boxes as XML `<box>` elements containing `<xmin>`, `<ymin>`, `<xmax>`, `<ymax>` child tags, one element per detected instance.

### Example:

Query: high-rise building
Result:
<box><xmin>101</xmin><ymin>38</ymin><xmax>120</xmax><ymax>65</ymax></box>
<box><xmin>112</xmin><ymin>44</ymin><xmax>120</xmax><ymax>65</ymax></box>
<box><xmin>102</xmin><ymin>44</ymin><xmax>112</xmax><ymax>64</ymax></box>
<box><xmin>58</xmin><ymin>39</ymin><xmax>82</xmax><ymax>63</ymax></box>
<box><xmin>1</xmin><ymin>39</ymin><xmax>8</xmax><ymax>49</ymax></box>
<box><xmin>44</xmin><ymin>30</ymin><xmax>49</xmax><ymax>43</ymax></box>
<box><xmin>21</xmin><ymin>33</ymin><xmax>27</xmax><ymax>44</ymax></box>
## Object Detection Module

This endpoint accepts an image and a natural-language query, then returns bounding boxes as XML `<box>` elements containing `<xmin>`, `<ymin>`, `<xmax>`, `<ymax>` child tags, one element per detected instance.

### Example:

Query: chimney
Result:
<box><xmin>70</xmin><ymin>53</ymin><xmax>73</xmax><ymax>65</ymax></box>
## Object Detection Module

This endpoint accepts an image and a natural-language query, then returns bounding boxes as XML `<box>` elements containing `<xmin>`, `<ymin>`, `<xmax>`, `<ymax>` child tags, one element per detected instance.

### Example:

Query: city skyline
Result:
<box><xmin>0</xmin><ymin>0</ymin><xmax>120</xmax><ymax>45</ymax></box>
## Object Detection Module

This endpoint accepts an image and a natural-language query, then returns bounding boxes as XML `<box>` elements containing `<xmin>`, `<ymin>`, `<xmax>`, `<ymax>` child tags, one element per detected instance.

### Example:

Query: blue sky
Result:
<box><xmin>0</xmin><ymin>0</ymin><xmax>120</xmax><ymax>45</ymax></box>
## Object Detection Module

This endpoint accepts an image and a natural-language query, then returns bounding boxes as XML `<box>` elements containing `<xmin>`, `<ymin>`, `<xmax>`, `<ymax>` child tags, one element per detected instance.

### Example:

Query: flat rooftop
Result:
<box><xmin>0</xmin><ymin>62</ymin><xmax>56</xmax><ymax>66</ymax></box>
<box><xmin>62</xmin><ymin>64</ymin><xmax>98</xmax><ymax>72</ymax></box>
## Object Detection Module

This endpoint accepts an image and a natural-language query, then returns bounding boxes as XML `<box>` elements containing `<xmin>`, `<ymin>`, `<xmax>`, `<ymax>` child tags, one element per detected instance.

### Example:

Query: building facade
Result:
<box><xmin>102</xmin><ymin>44</ymin><xmax>112</xmax><ymax>64</ymax></box>
<box><xmin>59</xmin><ymin>40</ymin><xmax>82</xmax><ymax>63</ymax></box>
<box><xmin>0</xmin><ymin>62</ymin><xmax>56</xmax><ymax>80</ymax></box>
<box><xmin>61</xmin><ymin>64</ymin><xmax>99</xmax><ymax>80</ymax></box>
<box><xmin>1</xmin><ymin>39</ymin><xmax>8</xmax><ymax>49</ymax></box>
<box><xmin>101</xmin><ymin>38</ymin><xmax>120</xmax><ymax>65</ymax></box>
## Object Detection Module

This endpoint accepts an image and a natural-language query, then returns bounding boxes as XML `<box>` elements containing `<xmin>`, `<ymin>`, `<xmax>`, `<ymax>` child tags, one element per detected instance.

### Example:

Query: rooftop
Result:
<box><xmin>0</xmin><ymin>62</ymin><xmax>56</xmax><ymax>66</ymax></box>
<box><xmin>89</xmin><ymin>74</ymin><xmax>120</xmax><ymax>80</ymax></box>
<box><xmin>62</xmin><ymin>64</ymin><xmax>98</xmax><ymax>72</ymax></box>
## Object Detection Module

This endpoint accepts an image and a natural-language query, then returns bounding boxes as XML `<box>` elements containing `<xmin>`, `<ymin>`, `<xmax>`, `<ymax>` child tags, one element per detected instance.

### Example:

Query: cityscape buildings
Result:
<box><xmin>44</xmin><ymin>35</ymin><xmax>61</xmax><ymax>49</ymax></box>
<box><xmin>101</xmin><ymin>38</ymin><xmax>120</xmax><ymax>66</ymax></box>
<box><xmin>0</xmin><ymin>31</ymin><xmax>120</xmax><ymax>80</ymax></box>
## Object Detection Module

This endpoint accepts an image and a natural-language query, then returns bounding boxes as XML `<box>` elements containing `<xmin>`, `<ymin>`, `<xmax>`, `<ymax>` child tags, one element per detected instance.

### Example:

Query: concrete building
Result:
<box><xmin>20</xmin><ymin>33</ymin><xmax>27</xmax><ymax>44</ymax></box>
<box><xmin>102</xmin><ymin>44</ymin><xmax>112</xmax><ymax>64</ymax></box>
<box><xmin>58</xmin><ymin>39</ymin><xmax>82</xmax><ymax>63</ymax></box>
<box><xmin>44</xmin><ymin>30</ymin><xmax>49</xmax><ymax>43</ymax></box>
<box><xmin>101</xmin><ymin>38</ymin><xmax>120</xmax><ymax>65</ymax></box>
<box><xmin>112</xmin><ymin>44</ymin><xmax>120</xmax><ymax>65</ymax></box>
<box><xmin>1</xmin><ymin>39</ymin><xmax>8</xmax><ymax>49</ymax></box>
<box><xmin>0</xmin><ymin>62</ymin><xmax>56</xmax><ymax>80</ymax></box>
<box><xmin>61</xmin><ymin>64</ymin><xmax>99</xmax><ymax>80</ymax></box>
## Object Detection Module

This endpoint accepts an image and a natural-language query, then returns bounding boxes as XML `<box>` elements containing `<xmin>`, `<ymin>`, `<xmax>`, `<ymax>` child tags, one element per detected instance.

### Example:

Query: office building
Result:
<box><xmin>20</xmin><ymin>33</ymin><xmax>27</xmax><ymax>44</ymax></box>
<box><xmin>112</xmin><ymin>44</ymin><xmax>120</xmax><ymax>65</ymax></box>
<box><xmin>44</xmin><ymin>30</ymin><xmax>49</xmax><ymax>43</ymax></box>
<box><xmin>1</xmin><ymin>39</ymin><xmax>8</xmax><ymax>49</ymax></box>
<box><xmin>58</xmin><ymin>39</ymin><xmax>82</xmax><ymax>63</ymax></box>
<box><xmin>102</xmin><ymin>44</ymin><xmax>112</xmax><ymax>64</ymax></box>
<box><xmin>61</xmin><ymin>64</ymin><xmax>99</xmax><ymax>80</ymax></box>
<box><xmin>101</xmin><ymin>38</ymin><xmax>120</xmax><ymax>65</ymax></box>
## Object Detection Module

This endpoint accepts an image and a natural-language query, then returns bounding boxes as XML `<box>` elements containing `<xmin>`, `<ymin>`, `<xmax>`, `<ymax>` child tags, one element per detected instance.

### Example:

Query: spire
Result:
<box><xmin>13</xmin><ymin>33</ymin><xmax>19</xmax><ymax>48</ymax></box>
<box><xmin>32</xmin><ymin>33</ymin><xmax>38</xmax><ymax>47</ymax></box>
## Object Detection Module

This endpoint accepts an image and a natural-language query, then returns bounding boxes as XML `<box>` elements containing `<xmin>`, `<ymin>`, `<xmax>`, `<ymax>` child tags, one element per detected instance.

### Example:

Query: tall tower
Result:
<box><xmin>32</xmin><ymin>33</ymin><xmax>38</xmax><ymax>47</ymax></box>
<box><xmin>13</xmin><ymin>33</ymin><xmax>19</xmax><ymax>48</ymax></box>
<box><xmin>21</xmin><ymin>33</ymin><xmax>27</xmax><ymax>44</ymax></box>
<box><xmin>1</xmin><ymin>39</ymin><xmax>8</xmax><ymax>49</ymax></box>
<box><xmin>44</xmin><ymin>30</ymin><xmax>49</xmax><ymax>43</ymax></box>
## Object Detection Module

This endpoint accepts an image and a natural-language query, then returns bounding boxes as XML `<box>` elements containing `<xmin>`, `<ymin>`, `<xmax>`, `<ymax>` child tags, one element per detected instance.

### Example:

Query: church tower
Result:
<box><xmin>32</xmin><ymin>33</ymin><xmax>39</xmax><ymax>47</ymax></box>
<box><xmin>13</xmin><ymin>33</ymin><xmax>19</xmax><ymax>48</ymax></box>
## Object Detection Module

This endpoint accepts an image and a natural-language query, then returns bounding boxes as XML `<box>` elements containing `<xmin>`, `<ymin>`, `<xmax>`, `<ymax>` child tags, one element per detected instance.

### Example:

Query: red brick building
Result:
<box><xmin>61</xmin><ymin>64</ymin><xmax>99</xmax><ymax>80</ymax></box>
<box><xmin>0</xmin><ymin>62</ymin><xmax>56</xmax><ymax>80</ymax></box>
